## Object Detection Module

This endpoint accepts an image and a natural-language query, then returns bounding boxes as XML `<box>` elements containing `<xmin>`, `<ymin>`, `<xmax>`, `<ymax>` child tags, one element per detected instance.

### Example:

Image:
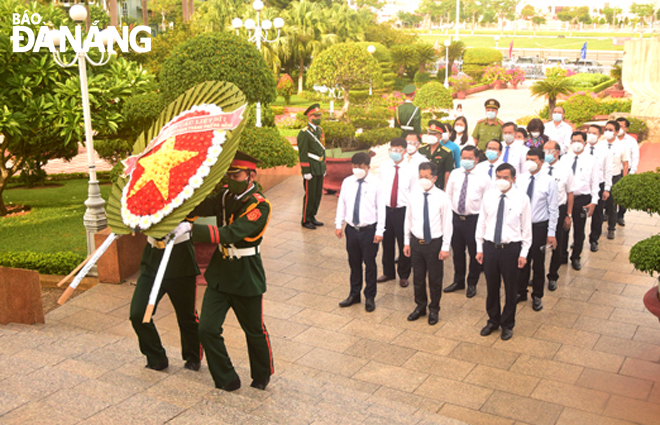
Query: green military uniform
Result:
<box><xmin>129</xmin><ymin>237</ymin><xmax>201</xmax><ymax>370</ymax></box>
<box><xmin>395</xmin><ymin>101</ymin><xmax>422</xmax><ymax>136</ymax></box>
<box><xmin>472</xmin><ymin>98</ymin><xmax>503</xmax><ymax>150</ymax></box>
<box><xmin>419</xmin><ymin>144</ymin><xmax>454</xmax><ymax>189</ymax></box>
<box><xmin>298</xmin><ymin>104</ymin><xmax>326</xmax><ymax>226</ymax></box>
<box><xmin>190</xmin><ymin>180</ymin><xmax>273</xmax><ymax>389</ymax></box>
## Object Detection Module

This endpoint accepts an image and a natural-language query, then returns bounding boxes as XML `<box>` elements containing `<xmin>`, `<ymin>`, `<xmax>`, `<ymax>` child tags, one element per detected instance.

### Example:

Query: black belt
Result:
<box><xmin>454</xmin><ymin>212</ymin><xmax>478</xmax><ymax>221</ymax></box>
<box><xmin>386</xmin><ymin>206</ymin><xmax>406</xmax><ymax>210</ymax></box>
<box><xmin>485</xmin><ymin>240</ymin><xmax>522</xmax><ymax>249</ymax></box>
<box><xmin>349</xmin><ymin>223</ymin><xmax>376</xmax><ymax>232</ymax></box>
<box><xmin>412</xmin><ymin>235</ymin><xmax>442</xmax><ymax>245</ymax></box>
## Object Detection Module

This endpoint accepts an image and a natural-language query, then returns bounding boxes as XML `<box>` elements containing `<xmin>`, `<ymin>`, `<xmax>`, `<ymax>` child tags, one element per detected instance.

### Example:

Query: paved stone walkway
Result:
<box><xmin>2</xmin><ymin>173</ymin><xmax>660</xmax><ymax>424</ymax></box>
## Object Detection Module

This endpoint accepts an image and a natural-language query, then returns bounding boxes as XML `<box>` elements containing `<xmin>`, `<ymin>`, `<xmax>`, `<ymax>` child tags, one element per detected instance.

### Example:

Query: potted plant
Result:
<box><xmin>626</xmin><ymin>116</ymin><xmax>648</xmax><ymax>142</ymax></box>
<box><xmin>609</xmin><ymin>64</ymin><xmax>625</xmax><ymax>98</ymax></box>
<box><xmin>611</xmin><ymin>171</ymin><xmax>660</xmax><ymax>321</ymax></box>
<box><xmin>449</xmin><ymin>74</ymin><xmax>473</xmax><ymax>99</ymax></box>
<box><xmin>482</xmin><ymin>65</ymin><xmax>511</xmax><ymax>89</ymax></box>
<box><xmin>413</xmin><ymin>82</ymin><xmax>454</xmax><ymax>119</ymax></box>
<box><xmin>507</xmin><ymin>67</ymin><xmax>526</xmax><ymax>89</ymax></box>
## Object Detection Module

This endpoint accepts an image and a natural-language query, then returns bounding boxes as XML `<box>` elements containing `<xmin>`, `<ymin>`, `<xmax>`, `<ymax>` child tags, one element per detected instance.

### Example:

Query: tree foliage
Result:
<box><xmin>414</xmin><ymin>82</ymin><xmax>453</xmax><ymax>115</ymax></box>
<box><xmin>530</xmin><ymin>78</ymin><xmax>576</xmax><ymax>117</ymax></box>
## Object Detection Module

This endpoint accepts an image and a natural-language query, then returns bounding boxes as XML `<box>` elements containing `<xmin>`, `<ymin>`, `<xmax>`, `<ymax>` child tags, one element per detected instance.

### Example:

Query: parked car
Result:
<box><xmin>542</xmin><ymin>57</ymin><xmax>571</xmax><ymax>73</ymax></box>
<box><xmin>509</xmin><ymin>56</ymin><xmax>543</xmax><ymax>78</ymax></box>
<box><xmin>613</xmin><ymin>58</ymin><xmax>623</xmax><ymax>67</ymax></box>
<box><xmin>569</xmin><ymin>59</ymin><xmax>609</xmax><ymax>74</ymax></box>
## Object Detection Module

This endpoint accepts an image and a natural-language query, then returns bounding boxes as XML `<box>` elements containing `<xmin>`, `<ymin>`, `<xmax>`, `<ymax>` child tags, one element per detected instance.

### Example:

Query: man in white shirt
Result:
<box><xmin>474</xmin><ymin>139</ymin><xmax>503</xmax><ymax>184</ymax></box>
<box><xmin>403</xmin><ymin>162</ymin><xmax>453</xmax><ymax>326</ymax></box>
<box><xmin>444</xmin><ymin>146</ymin><xmax>490</xmax><ymax>298</ymax></box>
<box><xmin>544</xmin><ymin>106</ymin><xmax>573</xmax><ymax>154</ymax></box>
<box><xmin>516</xmin><ymin>148</ymin><xmax>558</xmax><ymax>312</ymax></box>
<box><xmin>476</xmin><ymin>163</ymin><xmax>532</xmax><ymax>341</ymax></box>
<box><xmin>603</xmin><ymin>120</ymin><xmax>629</xmax><ymax>240</ymax></box>
<box><xmin>587</xmin><ymin>124</ymin><xmax>613</xmax><ymax>252</ymax></box>
<box><xmin>404</xmin><ymin>132</ymin><xmax>430</xmax><ymax>170</ymax></box>
<box><xmin>562</xmin><ymin>131</ymin><xmax>600</xmax><ymax>271</ymax></box>
<box><xmin>615</xmin><ymin>117</ymin><xmax>639</xmax><ymax>227</ymax></box>
<box><xmin>378</xmin><ymin>138</ymin><xmax>416</xmax><ymax>287</ymax></box>
<box><xmin>501</xmin><ymin>122</ymin><xmax>528</xmax><ymax>176</ymax></box>
<box><xmin>335</xmin><ymin>153</ymin><xmax>386</xmax><ymax>312</ymax></box>
<box><xmin>543</xmin><ymin>141</ymin><xmax>574</xmax><ymax>291</ymax></box>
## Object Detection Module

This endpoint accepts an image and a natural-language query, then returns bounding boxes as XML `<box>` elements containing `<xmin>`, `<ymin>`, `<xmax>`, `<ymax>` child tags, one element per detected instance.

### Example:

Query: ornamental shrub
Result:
<box><xmin>414</xmin><ymin>71</ymin><xmax>432</xmax><ymax>86</ymax></box>
<box><xmin>462</xmin><ymin>47</ymin><xmax>502</xmax><ymax>82</ymax></box>
<box><xmin>629</xmin><ymin>235</ymin><xmax>660</xmax><ymax>277</ymax></box>
<box><xmin>628</xmin><ymin>117</ymin><xmax>648</xmax><ymax>140</ymax></box>
<box><xmin>355</xmin><ymin>42</ymin><xmax>391</xmax><ymax>63</ymax></box>
<box><xmin>565</xmin><ymin>73</ymin><xmax>610</xmax><ymax>88</ymax></box>
<box><xmin>414</xmin><ymin>82</ymin><xmax>453</xmax><ymax>112</ymax></box>
<box><xmin>244</xmin><ymin>104</ymin><xmax>276</xmax><ymax>128</ymax></box>
<box><xmin>238</xmin><ymin>127</ymin><xmax>298</xmax><ymax>169</ymax></box>
<box><xmin>277</xmin><ymin>74</ymin><xmax>296</xmax><ymax>105</ymax></box>
<box><xmin>323</xmin><ymin>121</ymin><xmax>357</xmax><ymax>149</ymax></box>
<box><xmin>482</xmin><ymin>65</ymin><xmax>511</xmax><ymax>85</ymax></box>
<box><xmin>356</xmin><ymin>127</ymin><xmax>401</xmax><ymax>148</ymax></box>
<box><xmin>559</xmin><ymin>93</ymin><xmax>600</xmax><ymax>127</ymax></box>
<box><xmin>598</xmin><ymin>99</ymin><xmax>632</xmax><ymax>115</ymax></box>
<box><xmin>271</xmin><ymin>106</ymin><xmax>286</xmax><ymax>116</ymax></box>
<box><xmin>0</xmin><ymin>251</ymin><xmax>86</xmax><ymax>275</ymax></box>
<box><xmin>516</xmin><ymin>115</ymin><xmax>541</xmax><ymax>126</ymax></box>
<box><xmin>159</xmin><ymin>32</ymin><xmax>276</xmax><ymax>106</ymax></box>
<box><xmin>351</xmin><ymin>118</ymin><xmax>390</xmax><ymax>130</ymax></box>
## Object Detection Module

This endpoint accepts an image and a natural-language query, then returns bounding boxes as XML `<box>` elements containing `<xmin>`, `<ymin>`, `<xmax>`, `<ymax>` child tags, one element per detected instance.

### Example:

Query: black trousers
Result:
<box><xmin>571</xmin><ymin>194</ymin><xmax>592</xmax><ymax>261</ymax></box>
<box><xmin>345</xmin><ymin>225</ymin><xmax>379</xmax><ymax>300</ymax></box>
<box><xmin>483</xmin><ymin>241</ymin><xmax>521</xmax><ymax>330</ymax></box>
<box><xmin>383</xmin><ymin>207</ymin><xmax>411</xmax><ymax>279</ymax></box>
<box><xmin>607</xmin><ymin>174</ymin><xmax>623</xmax><ymax>231</ymax></box>
<box><xmin>411</xmin><ymin>236</ymin><xmax>444</xmax><ymax>313</ymax></box>
<box><xmin>589</xmin><ymin>182</ymin><xmax>605</xmax><ymax>244</ymax></box>
<box><xmin>518</xmin><ymin>221</ymin><xmax>548</xmax><ymax>299</ymax></box>
<box><xmin>548</xmin><ymin>203</ymin><xmax>568</xmax><ymax>281</ymax></box>
<box><xmin>451</xmin><ymin>213</ymin><xmax>482</xmax><ymax>287</ymax></box>
<box><xmin>302</xmin><ymin>175</ymin><xmax>323</xmax><ymax>224</ymax></box>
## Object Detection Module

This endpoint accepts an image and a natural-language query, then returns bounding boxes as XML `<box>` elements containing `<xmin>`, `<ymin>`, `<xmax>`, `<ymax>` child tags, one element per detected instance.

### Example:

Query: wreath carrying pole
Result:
<box><xmin>142</xmin><ymin>238</ymin><xmax>175</xmax><ymax>323</ymax></box>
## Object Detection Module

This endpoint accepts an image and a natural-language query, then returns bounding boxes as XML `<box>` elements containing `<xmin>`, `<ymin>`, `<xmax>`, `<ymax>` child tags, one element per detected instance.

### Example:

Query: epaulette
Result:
<box><xmin>253</xmin><ymin>193</ymin><xmax>266</xmax><ymax>203</ymax></box>
<box><xmin>476</xmin><ymin>118</ymin><xmax>485</xmax><ymax>123</ymax></box>
<box><xmin>497</xmin><ymin>119</ymin><xmax>504</xmax><ymax>124</ymax></box>
<box><xmin>442</xmin><ymin>146</ymin><xmax>451</xmax><ymax>152</ymax></box>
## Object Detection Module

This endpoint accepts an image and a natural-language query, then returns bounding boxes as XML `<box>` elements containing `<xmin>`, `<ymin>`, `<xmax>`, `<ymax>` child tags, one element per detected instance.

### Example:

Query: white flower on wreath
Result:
<box><xmin>171</xmin><ymin>196</ymin><xmax>184</xmax><ymax>209</ymax></box>
<box><xmin>202</xmin><ymin>157</ymin><xmax>215</xmax><ymax>167</ymax></box>
<box><xmin>208</xmin><ymin>145</ymin><xmax>222</xmax><ymax>159</ymax></box>
<box><xmin>198</xmin><ymin>166</ymin><xmax>210</xmax><ymax>178</ymax></box>
<box><xmin>153</xmin><ymin>210</ymin><xmax>164</xmax><ymax>224</ymax></box>
<box><xmin>128</xmin><ymin>215</ymin><xmax>140</xmax><ymax>229</ymax></box>
<box><xmin>189</xmin><ymin>175</ymin><xmax>204</xmax><ymax>189</ymax></box>
<box><xmin>163</xmin><ymin>204</ymin><xmax>174</xmax><ymax>215</ymax></box>
<box><xmin>181</xmin><ymin>185</ymin><xmax>195</xmax><ymax>200</ymax></box>
<box><xmin>139</xmin><ymin>216</ymin><xmax>152</xmax><ymax>229</ymax></box>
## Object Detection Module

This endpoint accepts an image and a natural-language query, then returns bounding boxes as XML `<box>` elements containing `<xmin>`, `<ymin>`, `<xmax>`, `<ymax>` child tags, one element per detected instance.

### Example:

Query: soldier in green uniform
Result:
<box><xmin>298</xmin><ymin>104</ymin><xmax>327</xmax><ymax>230</ymax></box>
<box><xmin>189</xmin><ymin>151</ymin><xmax>273</xmax><ymax>392</ymax></box>
<box><xmin>129</xmin><ymin>221</ymin><xmax>202</xmax><ymax>372</ymax></box>
<box><xmin>419</xmin><ymin>120</ymin><xmax>454</xmax><ymax>190</ymax></box>
<box><xmin>395</xmin><ymin>84</ymin><xmax>422</xmax><ymax>136</ymax></box>
<box><xmin>472</xmin><ymin>98</ymin><xmax>503</xmax><ymax>150</ymax></box>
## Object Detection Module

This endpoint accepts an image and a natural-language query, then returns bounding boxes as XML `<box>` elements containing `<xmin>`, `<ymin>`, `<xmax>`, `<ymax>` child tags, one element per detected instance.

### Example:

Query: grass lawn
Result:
<box><xmin>1</xmin><ymin>179</ymin><xmax>112</xmax><ymax>255</ymax></box>
<box><xmin>418</xmin><ymin>34</ymin><xmax>628</xmax><ymax>51</ymax></box>
<box><xmin>416</xmin><ymin>29</ymin><xmax>658</xmax><ymax>38</ymax></box>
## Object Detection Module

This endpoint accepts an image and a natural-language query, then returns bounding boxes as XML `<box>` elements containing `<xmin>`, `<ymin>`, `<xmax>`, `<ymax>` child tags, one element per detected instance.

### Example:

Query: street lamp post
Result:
<box><xmin>367</xmin><ymin>44</ymin><xmax>375</xmax><ymax>96</ymax></box>
<box><xmin>443</xmin><ymin>39</ymin><xmax>451</xmax><ymax>89</ymax></box>
<box><xmin>495</xmin><ymin>35</ymin><xmax>501</xmax><ymax>50</ymax></box>
<box><xmin>232</xmin><ymin>1</ymin><xmax>285</xmax><ymax>128</ymax></box>
<box><xmin>455</xmin><ymin>0</ymin><xmax>460</xmax><ymax>40</ymax></box>
<box><xmin>49</xmin><ymin>5</ymin><xmax>111</xmax><ymax>269</ymax></box>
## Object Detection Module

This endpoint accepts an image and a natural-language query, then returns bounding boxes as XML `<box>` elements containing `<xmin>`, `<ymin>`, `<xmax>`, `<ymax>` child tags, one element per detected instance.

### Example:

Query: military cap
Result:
<box><xmin>228</xmin><ymin>151</ymin><xmax>261</xmax><ymax>173</ymax></box>
<box><xmin>402</xmin><ymin>84</ymin><xmax>417</xmax><ymax>95</ymax></box>
<box><xmin>484</xmin><ymin>98</ymin><xmax>500</xmax><ymax>110</ymax></box>
<box><xmin>427</xmin><ymin>120</ymin><xmax>444</xmax><ymax>134</ymax></box>
<box><xmin>304</xmin><ymin>104</ymin><xmax>322</xmax><ymax>116</ymax></box>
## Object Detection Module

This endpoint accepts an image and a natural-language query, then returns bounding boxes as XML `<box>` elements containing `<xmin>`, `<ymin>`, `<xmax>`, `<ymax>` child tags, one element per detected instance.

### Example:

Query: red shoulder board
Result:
<box><xmin>247</xmin><ymin>209</ymin><xmax>262</xmax><ymax>221</ymax></box>
<box><xmin>254</xmin><ymin>193</ymin><xmax>265</xmax><ymax>202</ymax></box>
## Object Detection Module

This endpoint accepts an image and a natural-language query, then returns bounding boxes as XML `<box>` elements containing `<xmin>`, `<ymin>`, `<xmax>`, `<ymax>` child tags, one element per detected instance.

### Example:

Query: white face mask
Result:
<box><xmin>587</xmin><ymin>133</ymin><xmax>598</xmax><ymax>144</ymax></box>
<box><xmin>571</xmin><ymin>142</ymin><xmax>584</xmax><ymax>154</ymax></box>
<box><xmin>495</xmin><ymin>178</ymin><xmax>511</xmax><ymax>192</ymax></box>
<box><xmin>486</xmin><ymin>111</ymin><xmax>497</xmax><ymax>120</ymax></box>
<box><xmin>441</xmin><ymin>133</ymin><xmax>450</xmax><ymax>141</ymax></box>
<box><xmin>406</xmin><ymin>144</ymin><xmax>417</xmax><ymax>155</ymax></box>
<box><xmin>618</xmin><ymin>128</ymin><xmax>625</xmax><ymax>136</ymax></box>
<box><xmin>419</xmin><ymin>178</ymin><xmax>434</xmax><ymax>191</ymax></box>
<box><xmin>524</xmin><ymin>160</ymin><xmax>538</xmax><ymax>173</ymax></box>
<box><xmin>352</xmin><ymin>168</ymin><xmax>367</xmax><ymax>180</ymax></box>
<box><xmin>503</xmin><ymin>134</ymin><xmax>515</xmax><ymax>144</ymax></box>
<box><xmin>531</xmin><ymin>132</ymin><xmax>541</xmax><ymax>139</ymax></box>
<box><xmin>454</xmin><ymin>125</ymin><xmax>465</xmax><ymax>134</ymax></box>
<box><xmin>423</xmin><ymin>134</ymin><xmax>439</xmax><ymax>145</ymax></box>
<box><xmin>604</xmin><ymin>130</ymin><xmax>615</xmax><ymax>140</ymax></box>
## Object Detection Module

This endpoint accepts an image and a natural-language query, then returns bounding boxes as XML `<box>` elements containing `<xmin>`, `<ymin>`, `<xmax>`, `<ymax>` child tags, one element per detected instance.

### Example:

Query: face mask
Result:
<box><xmin>618</xmin><ymin>128</ymin><xmax>625</xmax><ymax>136</ymax></box>
<box><xmin>503</xmin><ymin>134</ymin><xmax>514</xmax><ymax>144</ymax></box>
<box><xmin>454</xmin><ymin>125</ymin><xmax>465</xmax><ymax>134</ymax></box>
<box><xmin>423</xmin><ymin>134</ymin><xmax>439</xmax><ymax>145</ymax></box>
<box><xmin>552</xmin><ymin>113</ymin><xmax>562</xmax><ymax>122</ymax></box>
<box><xmin>485</xmin><ymin>150</ymin><xmax>499</xmax><ymax>161</ymax></box>
<box><xmin>524</xmin><ymin>160</ymin><xmax>538</xmax><ymax>173</ymax></box>
<box><xmin>406</xmin><ymin>144</ymin><xmax>417</xmax><ymax>155</ymax></box>
<box><xmin>571</xmin><ymin>142</ymin><xmax>584</xmax><ymax>154</ymax></box>
<box><xmin>486</xmin><ymin>111</ymin><xmax>496</xmax><ymax>120</ymax></box>
<box><xmin>352</xmin><ymin>168</ymin><xmax>366</xmax><ymax>180</ymax></box>
<box><xmin>389</xmin><ymin>151</ymin><xmax>403</xmax><ymax>162</ymax></box>
<box><xmin>461</xmin><ymin>159</ymin><xmax>475</xmax><ymax>170</ymax></box>
<box><xmin>495</xmin><ymin>178</ymin><xmax>511</xmax><ymax>192</ymax></box>
<box><xmin>587</xmin><ymin>133</ymin><xmax>598</xmax><ymax>144</ymax></box>
<box><xmin>604</xmin><ymin>130</ymin><xmax>615</xmax><ymax>140</ymax></box>
<box><xmin>531</xmin><ymin>132</ymin><xmax>541</xmax><ymax>139</ymax></box>
<box><xmin>311</xmin><ymin>118</ymin><xmax>321</xmax><ymax>126</ymax></box>
<box><xmin>418</xmin><ymin>178</ymin><xmax>434</xmax><ymax>191</ymax></box>
<box><xmin>544</xmin><ymin>153</ymin><xmax>555</xmax><ymax>163</ymax></box>
<box><xmin>228</xmin><ymin>176</ymin><xmax>250</xmax><ymax>194</ymax></box>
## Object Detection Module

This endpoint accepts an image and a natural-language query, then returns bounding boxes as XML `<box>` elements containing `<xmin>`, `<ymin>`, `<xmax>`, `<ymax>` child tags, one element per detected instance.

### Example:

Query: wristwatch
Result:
<box><xmin>567</xmin><ymin>214</ymin><xmax>572</xmax><ymax>218</ymax></box>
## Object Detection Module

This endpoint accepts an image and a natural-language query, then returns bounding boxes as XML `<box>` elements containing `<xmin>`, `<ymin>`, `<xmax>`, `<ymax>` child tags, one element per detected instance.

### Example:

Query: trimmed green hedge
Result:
<box><xmin>590</xmin><ymin>78</ymin><xmax>616</xmax><ymax>94</ymax></box>
<box><xmin>462</xmin><ymin>47</ymin><xmax>502</xmax><ymax>82</ymax></box>
<box><xmin>629</xmin><ymin>235</ymin><xmax>660</xmax><ymax>277</ymax></box>
<box><xmin>566</xmin><ymin>73</ymin><xmax>610</xmax><ymax>88</ymax></box>
<box><xmin>323</xmin><ymin>121</ymin><xmax>357</xmax><ymax>149</ymax></box>
<box><xmin>356</xmin><ymin>127</ymin><xmax>400</xmax><ymax>147</ymax></box>
<box><xmin>239</xmin><ymin>127</ymin><xmax>298</xmax><ymax>169</ymax></box>
<box><xmin>0</xmin><ymin>252</ymin><xmax>85</xmax><ymax>275</ymax></box>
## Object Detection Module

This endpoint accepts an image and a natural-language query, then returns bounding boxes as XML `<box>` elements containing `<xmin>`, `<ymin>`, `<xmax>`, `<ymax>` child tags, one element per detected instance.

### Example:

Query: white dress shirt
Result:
<box><xmin>445</xmin><ymin>167</ymin><xmax>491</xmax><ymax>215</ymax></box>
<box><xmin>404</xmin><ymin>186</ymin><xmax>453</xmax><ymax>251</ymax></box>
<box><xmin>544</xmin><ymin>121</ymin><xmax>573</xmax><ymax>154</ymax></box>
<box><xmin>562</xmin><ymin>152</ymin><xmax>600</xmax><ymax>204</ymax></box>
<box><xmin>335</xmin><ymin>173</ymin><xmax>386</xmax><ymax>236</ymax></box>
<box><xmin>378</xmin><ymin>160</ymin><xmax>417</xmax><ymax>208</ymax></box>
<box><xmin>589</xmin><ymin>141</ymin><xmax>613</xmax><ymax>191</ymax></box>
<box><xmin>405</xmin><ymin>151</ymin><xmax>429</xmax><ymax>171</ymax></box>
<box><xmin>476</xmin><ymin>187</ymin><xmax>533</xmax><ymax>258</ymax></box>
<box><xmin>501</xmin><ymin>142</ymin><xmax>529</xmax><ymax>176</ymax></box>
<box><xmin>452</xmin><ymin>135</ymin><xmax>475</xmax><ymax>147</ymax></box>
<box><xmin>474</xmin><ymin>159</ymin><xmax>503</xmax><ymax>185</ymax></box>
<box><xmin>516</xmin><ymin>171</ymin><xmax>559</xmax><ymax>237</ymax></box>
<box><xmin>543</xmin><ymin>161</ymin><xmax>574</xmax><ymax>207</ymax></box>
<box><xmin>620</xmin><ymin>134</ymin><xmax>639</xmax><ymax>174</ymax></box>
<box><xmin>604</xmin><ymin>139</ymin><xmax>629</xmax><ymax>176</ymax></box>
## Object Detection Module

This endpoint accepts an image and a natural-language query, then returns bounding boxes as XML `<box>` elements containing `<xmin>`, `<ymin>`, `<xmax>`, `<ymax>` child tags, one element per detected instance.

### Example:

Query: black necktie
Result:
<box><xmin>423</xmin><ymin>192</ymin><xmax>432</xmax><ymax>243</ymax></box>
<box><xmin>590</xmin><ymin>146</ymin><xmax>595</xmax><ymax>155</ymax></box>
<box><xmin>494</xmin><ymin>194</ymin><xmax>505</xmax><ymax>245</ymax></box>
<box><xmin>353</xmin><ymin>179</ymin><xmax>364</xmax><ymax>226</ymax></box>
<box><xmin>608</xmin><ymin>143</ymin><xmax>612</xmax><ymax>149</ymax></box>
<box><xmin>549</xmin><ymin>166</ymin><xmax>553</xmax><ymax>176</ymax></box>
<box><xmin>489</xmin><ymin>164</ymin><xmax>494</xmax><ymax>178</ymax></box>
<box><xmin>527</xmin><ymin>175</ymin><xmax>535</xmax><ymax>200</ymax></box>
<box><xmin>572</xmin><ymin>156</ymin><xmax>578</xmax><ymax>174</ymax></box>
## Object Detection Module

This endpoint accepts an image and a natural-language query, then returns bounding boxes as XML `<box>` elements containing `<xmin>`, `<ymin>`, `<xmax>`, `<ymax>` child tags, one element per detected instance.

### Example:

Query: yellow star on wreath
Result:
<box><xmin>129</xmin><ymin>137</ymin><xmax>198</xmax><ymax>200</ymax></box>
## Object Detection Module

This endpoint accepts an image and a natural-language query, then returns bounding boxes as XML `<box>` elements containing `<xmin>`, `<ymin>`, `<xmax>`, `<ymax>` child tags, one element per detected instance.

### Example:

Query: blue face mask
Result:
<box><xmin>389</xmin><ymin>151</ymin><xmax>402</xmax><ymax>162</ymax></box>
<box><xmin>461</xmin><ymin>159</ymin><xmax>475</xmax><ymax>170</ymax></box>
<box><xmin>485</xmin><ymin>150</ymin><xmax>499</xmax><ymax>161</ymax></box>
<box><xmin>552</xmin><ymin>113</ymin><xmax>562</xmax><ymax>122</ymax></box>
<box><xmin>545</xmin><ymin>153</ymin><xmax>555</xmax><ymax>163</ymax></box>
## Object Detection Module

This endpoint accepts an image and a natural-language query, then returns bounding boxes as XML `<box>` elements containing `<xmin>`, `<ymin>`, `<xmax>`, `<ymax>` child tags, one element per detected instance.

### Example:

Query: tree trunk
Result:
<box><xmin>188</xmin><ymin>0</ymin><xmax>194</xmax><ymax>19</ymax></box>
<box><xmin>142</xmin><ymin>0</ymin><xmax>148</xmax><ymax>25</ymax></box>
<box><xmin>182</xmin><ymin>0</ymin><xmax>189</xmax><ymax>23</ymax></box>
<box><xmin>298</xmin><ymin>57</ymin><xmax>304</xmax><ymax>94</ymax></box>
<box><xmin>337</xmin><ymin>88</ymin><xmax>350</xmax><ymax>119</ymax></box>
<box><xmin>108</xmin><ymin>0</ymin><xmax>118</xmax><ymax>27</ymax></box>
<box><xmin>548</xmin><ymin>97</ymin><xmax>556</xmax><ymax>115</ymax></box>
<box><xmin>0</xmin><ymin>142</ymin><xmax>23</xmax><ymax>217</ymax></box>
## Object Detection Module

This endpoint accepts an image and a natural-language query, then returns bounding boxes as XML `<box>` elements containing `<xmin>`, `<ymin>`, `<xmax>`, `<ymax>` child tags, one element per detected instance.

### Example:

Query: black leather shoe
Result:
<box><xmin>501</xmin><ymin>328</ymin><xmax>513</xmax><ymax>341</ymax></box>
<box><xmin>590</xmin><ymin>242</ymin><xmax>599</xmax><ymax>252</ymax></box>
<box><xmin>443</xmin><ymin>282</ymin><xmax>465</xmax><ymax>293</ymax></box>
<box><xmin>399</xmin><ymin>278</ymin><xmax>409</xmax><ymax>288</ymax></box>
<box><xmin>532</xmin><ymin>296</ymin><xmax>543</xmax><ymax>311</ymax></box>
<box><xmin>617</xmin><ymin>217</ymin><xmax>625</xmax><ymax>227</ymax></box>
<box><xmin>571</xmin><ymin>259</ymin><xmax>582</xmax><ymax>271</ymax></box>
<box><xmin>517</xmin><ymin>294</ymin><xmax>528</xmax><ymax>303</ymax></box>
<box><xmin>548</xmin><ymin>280</ymin><xmax>557</xmax><ymax>291</ymax></box>
<box><xmin>302</xmin><ymin>222</ymin><xmax>316</xmax><ymax>230</ymax></box>
<box><xmin>466</xmin><ymin>285</ymin><xmax>476</xmax><ymax>298</ymax></box>
<box><xmin>312</xmin><ymin>220</ymin><xmax>324</xmax><ymax>226</ymax></box>
<box><xmin>407</xmin><ymin>308</ymin><xmax>426</xmax><ymax>321</ymax></box>
<box><xmin>365</xmin><ymin>298</ymin><xmax>375</xmax><ymax>312</ymax></box>
<box><xmin>250</xmin><ymin>377</ymin><xmax>270</xmax><ymax>390</ymax></box>
<box><xmin>184</xmin><ymin>360</ymin><xmax>201</xmax><ymax>371</ymax></box>
<box><xmin>428</xmin><ymin>311</ymin><xmax>439</xmax><ymax>325</ymax></box>
<box><xmin>480</xmin><ymin>323</ymin><xmax>498</xmax><ymax>336</ymax></box>
<box><xmin>221</xmin><ymin>376</ymin><xmax>241</xmax><ymax>392</ymax></box>
<box><xmin>607</xmin><ymin>230</ymin><xmax>615</xmax><ymax>239</ymax></box>
<box><xmin>377</xmin><ymin>275</ymin><xmax>394</xmax><ymax>283</ymax></box>
<box><xmin>339</xmin><ymin>295</ymin><xmax>360</xmax><ymax>308</ymax></box>
<box><xmin>145</xmin><ymin>358</ymin><xmax>169</xmax><ymax>371</ymax></box>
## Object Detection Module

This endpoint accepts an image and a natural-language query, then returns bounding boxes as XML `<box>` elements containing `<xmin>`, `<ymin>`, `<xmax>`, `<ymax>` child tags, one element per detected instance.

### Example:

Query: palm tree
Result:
<box><xmin>414</xmin><ymin>43</ymin><xmax>437</xmax><ymax>74</ymax></box>
<box><xmin>530</xmin><ymin>78</ymin><xmax>575</xmax><ymax>114</ymax></box>
<box><xmin>446</xmin><ymin>40</ymin><xmax>466</xmax><ymax>75</ymax></box>
<box><xmin>390</xmin><ymin>44</ymin><xmax>417</xmax><ymax>77</ymax></box>
<box><xmin>323</xmin><ymin>4</ymin><xmax>368</xmax><ymax>42</ymax></box>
